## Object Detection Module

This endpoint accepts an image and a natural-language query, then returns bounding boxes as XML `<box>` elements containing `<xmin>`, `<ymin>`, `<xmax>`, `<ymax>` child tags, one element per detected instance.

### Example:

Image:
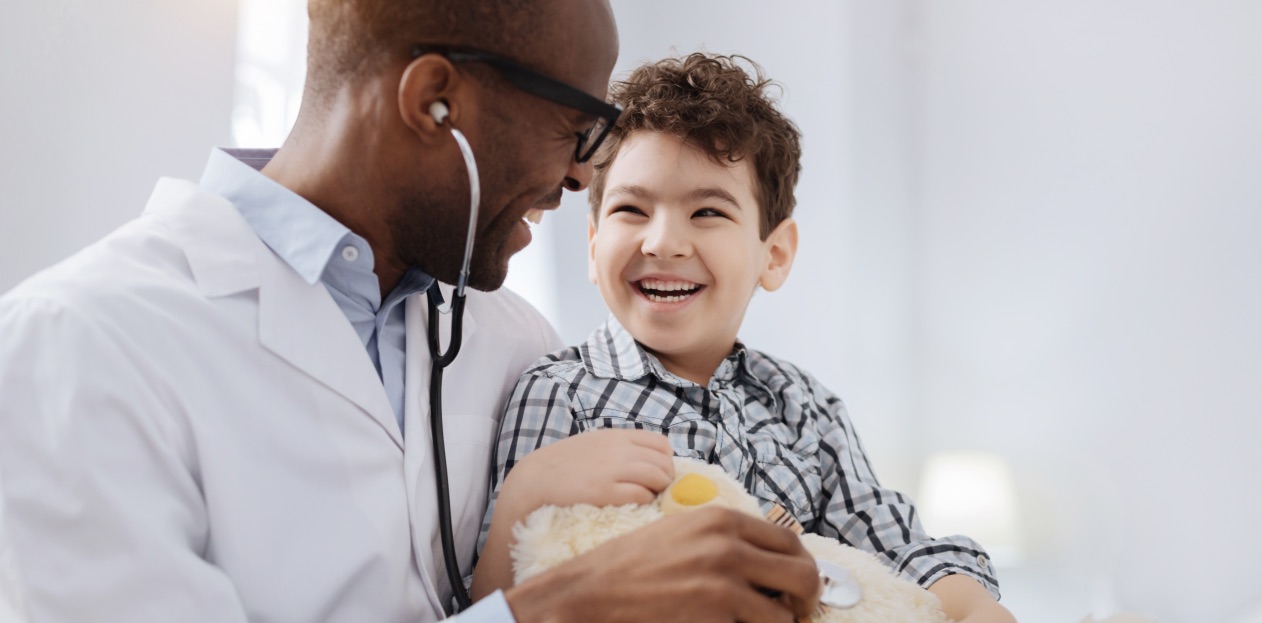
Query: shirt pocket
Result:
<box><xmin>748</xmin><ymin>434</ymin><xmax>822</xmax><ymax>526</ymax></box>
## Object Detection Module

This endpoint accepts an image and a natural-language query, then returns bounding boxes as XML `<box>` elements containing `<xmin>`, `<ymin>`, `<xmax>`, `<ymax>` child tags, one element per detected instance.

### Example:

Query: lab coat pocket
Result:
<box><xmin>440</xmin><ymin>413</ymin><xmax>498</xmax><ymax>573</ymax></box>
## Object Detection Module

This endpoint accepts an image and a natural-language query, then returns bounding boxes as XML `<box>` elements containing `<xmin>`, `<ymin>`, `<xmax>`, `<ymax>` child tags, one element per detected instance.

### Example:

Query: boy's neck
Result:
<box><xmin>644</xmin><ymin>342</ymin><xmax>737</xmax><ymax>387</ymax></box>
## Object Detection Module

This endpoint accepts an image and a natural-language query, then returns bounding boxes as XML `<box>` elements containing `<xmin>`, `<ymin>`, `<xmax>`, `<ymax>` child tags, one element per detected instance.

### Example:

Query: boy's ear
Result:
<box><xmin>758</xmin><ymin>218</ymin><xmax>798</xmax><ymax>292</ymax></box>
<box><xmin>587</xmin><ymin>215</ymin><xmax>599</xmax><ymax>285</ymax></box>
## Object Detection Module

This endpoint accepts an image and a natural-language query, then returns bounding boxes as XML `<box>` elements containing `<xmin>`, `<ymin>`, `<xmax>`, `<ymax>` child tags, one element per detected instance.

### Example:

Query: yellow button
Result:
<box><xmin>669</xmin><ymin>473</ymin><xmax>719</xmax><ymax>506</ymax></box>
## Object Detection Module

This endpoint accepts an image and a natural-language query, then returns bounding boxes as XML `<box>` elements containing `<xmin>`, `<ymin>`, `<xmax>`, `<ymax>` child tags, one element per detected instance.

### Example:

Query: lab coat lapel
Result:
<box><xmin>151</xmin><ymin>177</ymin><xmax>404</xmax><ymax>449</ymax></box>
<box><xmin>257</xmin><ymin>255</ymin><xmax>404</xmax><ymax>450</ymax></box>
<box><xmin>402</xmin><ymin>284</ymin><xmax>477</xmax><ymax>614</ymax></box>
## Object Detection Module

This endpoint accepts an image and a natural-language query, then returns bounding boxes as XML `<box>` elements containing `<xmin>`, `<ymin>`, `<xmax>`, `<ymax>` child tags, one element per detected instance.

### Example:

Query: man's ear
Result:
<box><xmin>758</xmin><ymin>218</ymin><xmax>798</xmax><ymax>292</ymax></box>
<box><xmin>587</xmin><ymin>214</ymin><xmax>600</xmax><ymax>285</ymax></box>
<box><xmin>397</xmin><ymin>53</ymin><xmax>465</xmax><ymax>140</ymax></box>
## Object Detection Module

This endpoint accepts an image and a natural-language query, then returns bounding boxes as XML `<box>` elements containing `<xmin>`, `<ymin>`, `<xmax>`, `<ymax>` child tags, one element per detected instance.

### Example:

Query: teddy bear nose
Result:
<box><xmin>669</xmin><ymin>473</ymin><xmax>719</xmax><ymax>506</ymax></box>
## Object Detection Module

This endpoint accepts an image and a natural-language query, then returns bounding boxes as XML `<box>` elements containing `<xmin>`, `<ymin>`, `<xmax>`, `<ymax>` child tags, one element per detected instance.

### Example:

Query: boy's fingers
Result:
<box><xmin>617</xmin><ymin>458</ymin><xmax>675</xmax><ymax>492</ymax></box>
<box><xmin>609</xmin><ymin>482</ymin><xmax>658</xmax><ymax>505</ymax></box>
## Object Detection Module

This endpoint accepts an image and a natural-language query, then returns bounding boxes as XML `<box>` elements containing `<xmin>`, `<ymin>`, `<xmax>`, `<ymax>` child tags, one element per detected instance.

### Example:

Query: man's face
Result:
<box><xmin>395</xmin><ymin>0</ymin><xmax>619</xmax><ymax>291</ymax></box>
<box><xmin>588</xmin><ymin>131</ymin><xmax>775</xmax><ymax>369</ymax></box>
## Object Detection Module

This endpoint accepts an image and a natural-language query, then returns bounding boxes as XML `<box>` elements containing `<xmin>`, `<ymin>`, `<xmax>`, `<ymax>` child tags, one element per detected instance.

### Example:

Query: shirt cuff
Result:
<box><xmin>451</xmin><ymin>590</ymin><xmax>516</xmax><ymax>623</ymax></box>
<box><xmin>891</xmin><ymin>534</ymin><xmax>1002</xmax><ymax>600</ymax></box>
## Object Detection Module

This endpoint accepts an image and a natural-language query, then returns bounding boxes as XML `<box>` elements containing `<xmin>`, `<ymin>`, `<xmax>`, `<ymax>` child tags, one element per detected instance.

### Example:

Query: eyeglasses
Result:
<box><xmin>410</xmin><ymin>45</ymin><xmax>622</xmax><ymax>164</ymax></box>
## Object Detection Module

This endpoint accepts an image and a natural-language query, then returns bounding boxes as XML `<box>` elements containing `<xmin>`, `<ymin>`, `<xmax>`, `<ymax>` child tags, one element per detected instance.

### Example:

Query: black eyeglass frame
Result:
<box><xmin>410</xmin><ymin>45</ymin><xmax>621</xmax><ymax>163</ymax></box>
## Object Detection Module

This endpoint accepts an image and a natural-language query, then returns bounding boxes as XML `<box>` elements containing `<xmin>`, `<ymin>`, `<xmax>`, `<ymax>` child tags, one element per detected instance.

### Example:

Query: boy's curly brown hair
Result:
<box><xmin>588</xmin><ymin>53</ymin><xmax>802</xmax><ymax>239</ymax></box>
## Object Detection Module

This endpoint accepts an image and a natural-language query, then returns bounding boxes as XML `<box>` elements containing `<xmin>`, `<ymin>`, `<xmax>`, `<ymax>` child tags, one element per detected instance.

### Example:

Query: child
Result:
<box><xmin>475</xmin><ymin>53</ymin><xmax>1013</xmax><ymax>621</ymax></box>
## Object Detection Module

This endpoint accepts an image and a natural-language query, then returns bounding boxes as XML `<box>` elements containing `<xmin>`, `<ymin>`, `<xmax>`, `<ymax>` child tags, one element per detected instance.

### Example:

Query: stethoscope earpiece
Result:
<box><xmin>429</xmin><ymin>100</ymin><xmax>450</xmax><ymax>125</ymax></box>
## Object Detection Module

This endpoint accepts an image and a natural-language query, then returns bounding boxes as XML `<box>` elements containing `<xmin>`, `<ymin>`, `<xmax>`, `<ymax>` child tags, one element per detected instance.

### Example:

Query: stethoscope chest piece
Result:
<box><xmin>816</xmin><ymin>559</ymin><xmax>863</xmax><ymax>609</ymax></box>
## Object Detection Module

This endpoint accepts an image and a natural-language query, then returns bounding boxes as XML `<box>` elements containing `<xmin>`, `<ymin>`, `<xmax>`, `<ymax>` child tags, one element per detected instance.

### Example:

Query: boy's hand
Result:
<box><xmin>505</xmin><ymin>506</ymin><xmax>824</xmax><ymax>623</ymax></box>
<box><xmin>501</xmin><ymin>428</ymin><xmax>675</xmax><ymax>510</ymax></box>
<box><xmin>472</xmin><ymin>429</ymin><xmax>674</xmax><ymax>600</ymax></box>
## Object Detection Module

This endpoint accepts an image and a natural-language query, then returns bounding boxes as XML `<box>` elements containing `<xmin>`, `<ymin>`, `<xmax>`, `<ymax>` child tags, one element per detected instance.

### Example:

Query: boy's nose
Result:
<box><xmin>641</xmin><ymin>218</ymin><xmax>691</xmax><ymax>258</ymax></box>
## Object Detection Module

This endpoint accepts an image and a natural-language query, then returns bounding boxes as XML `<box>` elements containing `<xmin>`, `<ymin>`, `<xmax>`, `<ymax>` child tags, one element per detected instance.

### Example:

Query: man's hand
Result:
<box><xmin>504</xmin><ymin>506</ymin><xmax>823</xmax><ymax>623</ymax></box>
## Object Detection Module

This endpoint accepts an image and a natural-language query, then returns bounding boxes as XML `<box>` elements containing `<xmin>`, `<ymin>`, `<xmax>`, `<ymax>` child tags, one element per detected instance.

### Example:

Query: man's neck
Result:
<box><xmin>262</xmin><ymin>110</ymin><xmax>408</xmax><ymax>297</ymax></box>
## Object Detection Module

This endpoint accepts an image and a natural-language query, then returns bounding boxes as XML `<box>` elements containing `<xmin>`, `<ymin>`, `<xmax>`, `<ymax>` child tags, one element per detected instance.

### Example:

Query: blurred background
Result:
<box><xmin>2</xmin><ymin>1</ymin><xmax>1260</xmax><ymax>621</ymax></box>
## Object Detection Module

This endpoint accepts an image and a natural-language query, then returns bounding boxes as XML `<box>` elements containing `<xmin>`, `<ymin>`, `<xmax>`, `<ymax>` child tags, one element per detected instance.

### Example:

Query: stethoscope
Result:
<box><xmin>424</xmin><ymin>99</ymin><xmax>480</xmax><ymax>611</ymax></box>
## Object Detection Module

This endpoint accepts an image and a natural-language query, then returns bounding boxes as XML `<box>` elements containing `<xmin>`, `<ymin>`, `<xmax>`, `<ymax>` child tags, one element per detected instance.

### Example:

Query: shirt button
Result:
<box><xmin>977</xmin><ymin>554</ymin><xmax>990</xmax><ymax>569</ymax></box>
<box><xmin>341</xmin><ymin>245</ymin><xmax>359</xmax><ymax>262</ymax></box>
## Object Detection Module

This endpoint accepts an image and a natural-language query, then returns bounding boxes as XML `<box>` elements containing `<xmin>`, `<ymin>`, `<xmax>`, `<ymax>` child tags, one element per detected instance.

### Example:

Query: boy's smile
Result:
<box><xmin>588</xmin><ymin>131</ymin><xmax>796</xmax><ymax>384</ymax></box>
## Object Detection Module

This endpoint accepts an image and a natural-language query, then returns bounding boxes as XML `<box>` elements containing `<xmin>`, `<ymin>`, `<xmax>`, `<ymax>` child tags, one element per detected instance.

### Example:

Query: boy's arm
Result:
<box><xmin>804</xmin><ymin>375</ymin><xmax>1003</xmax><ymax>602</ymax></box>
<box><xmin>929</xmin><ymin>575</ymin><xmax>1017</xmax><ymax>622</ymax></box>
<box><xmin>471</xmin><ymin>368</ymin><xmax>674</xmax><ymax>600</ymax></box>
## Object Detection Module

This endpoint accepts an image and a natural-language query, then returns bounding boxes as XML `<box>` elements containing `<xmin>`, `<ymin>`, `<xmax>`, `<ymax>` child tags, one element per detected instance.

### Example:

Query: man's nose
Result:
<box><xmin>641</xmin><ymin>217</ymin><xmax>690</xmax><ymax>258</ymax></box>
<box><xmin>562</xmin><ymin>157</ymin><xmax>594</xmax><ymax>192</ymax></box>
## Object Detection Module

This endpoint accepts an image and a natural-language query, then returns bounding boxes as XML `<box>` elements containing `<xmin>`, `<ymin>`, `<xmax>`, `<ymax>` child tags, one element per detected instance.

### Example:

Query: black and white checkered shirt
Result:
<box><xmin>481</xmin><ymin>317</ymin><xmax>999</xmax><ymax>597</ymax></box>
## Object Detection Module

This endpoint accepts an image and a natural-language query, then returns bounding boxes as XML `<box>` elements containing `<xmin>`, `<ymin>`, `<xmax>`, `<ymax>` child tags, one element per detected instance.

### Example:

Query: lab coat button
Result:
<box><xmin>341</xmin><ymin>245</ymin><xmax>359</xmax><ymax>262</ymax></box>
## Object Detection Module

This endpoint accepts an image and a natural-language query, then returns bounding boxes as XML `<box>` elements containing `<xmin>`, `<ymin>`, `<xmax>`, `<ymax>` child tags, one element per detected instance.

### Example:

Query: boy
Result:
<box><xmin>475</xmin><ymin>53</ymin><xmax>1015</xmax><ymax>622</ymax></box>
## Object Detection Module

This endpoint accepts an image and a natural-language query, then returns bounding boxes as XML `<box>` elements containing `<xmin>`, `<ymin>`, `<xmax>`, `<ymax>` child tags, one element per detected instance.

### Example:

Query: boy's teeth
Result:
<box><xmin>646</xmin><ymin>292</ymin><xmax>690</xmax><ymax>303</ymax></box>
<box><xmin>525</xmin><ymin>209</ymin><xmax>544</xmax><ymax>225</ymax></box>
<box><xmin>640</xmin><ymin>279</ymin><xmax>699</xmax><ymax>292</ymax></box>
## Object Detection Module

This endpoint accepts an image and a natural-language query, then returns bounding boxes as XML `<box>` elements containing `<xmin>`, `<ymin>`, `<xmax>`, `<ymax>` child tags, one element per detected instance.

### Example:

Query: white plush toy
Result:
<box><xmin>510</xmin><ymin>457</ymin><xmax>950</xmax><ymax>623</ymax></box>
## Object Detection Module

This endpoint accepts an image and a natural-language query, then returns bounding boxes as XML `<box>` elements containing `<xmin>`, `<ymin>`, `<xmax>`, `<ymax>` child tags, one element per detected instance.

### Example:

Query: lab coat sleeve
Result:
<box><xmin>0</xmin><ymin>296</ymin><xmax>250</xmax><ymax>623</ymax></box>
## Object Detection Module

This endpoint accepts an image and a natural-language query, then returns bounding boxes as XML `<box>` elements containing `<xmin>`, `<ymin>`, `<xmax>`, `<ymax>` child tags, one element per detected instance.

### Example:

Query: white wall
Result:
<box><xmin>917</xmin><ymin>1</ymin><xmax>1262</xmax><ymax>621</ymax></box>
<box><xmin>0</xmin><ymin>0</ymin><xmax>238</xmax><ymax>293</ymax></box>
<box><xmin>5</xmin><ymin>1</ymin><xmax>1261</xmax><ymax>621</ymax></box>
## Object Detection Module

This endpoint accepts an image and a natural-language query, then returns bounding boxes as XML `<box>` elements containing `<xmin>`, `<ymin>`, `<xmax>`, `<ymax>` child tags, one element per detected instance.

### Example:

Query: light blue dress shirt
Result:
<box><xmin>199</xmin><ymin>147</ymin><xmax>432</xmax><ymax>433</ymax></box>
<box><xmin>198</xmin><ymin>148</ymin><xmax>516</xmax><ymax>622</ymax></box>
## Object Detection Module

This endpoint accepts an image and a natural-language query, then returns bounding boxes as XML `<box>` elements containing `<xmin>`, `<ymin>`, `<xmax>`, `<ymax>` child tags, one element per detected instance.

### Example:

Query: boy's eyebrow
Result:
<box><xmin>606</xmin><ymin>184</ymin><xmax>743</xmax><ymax>211</ymax></box>
<box><xmin>685</xmin><ymin>187</ymin><xmax>743</xmax><ymax>211</ymax></box>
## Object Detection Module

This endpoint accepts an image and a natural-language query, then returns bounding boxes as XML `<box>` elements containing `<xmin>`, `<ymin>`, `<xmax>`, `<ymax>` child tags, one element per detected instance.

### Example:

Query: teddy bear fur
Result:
<box><xmin>510</xmin><ymin>457</ymin><xmax>950</xmax><ymax>623</ymax></box>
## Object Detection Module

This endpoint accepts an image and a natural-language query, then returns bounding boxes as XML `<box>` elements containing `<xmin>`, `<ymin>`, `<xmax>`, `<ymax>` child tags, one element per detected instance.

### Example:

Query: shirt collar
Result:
<box><xmin>199</xmin><ymin>147</ymin><xmax>357</xmax><ymax>286</ymax></box>
<box><xmin>581</xmin><ymin>315</ymin><xmax>761</xmax><ymax>390</ymax></box>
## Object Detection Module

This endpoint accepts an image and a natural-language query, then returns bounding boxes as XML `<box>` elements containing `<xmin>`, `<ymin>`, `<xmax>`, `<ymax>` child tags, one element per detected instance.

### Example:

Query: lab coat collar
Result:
<box><xmin>145</xmin><ymin>177</ymin><xmax>404</xmax><ymax>449</ymax></box>
<box><xmin>143</xmin><ymin>177</ymin><xmax>261</xmax><ymax>297</ymax></box>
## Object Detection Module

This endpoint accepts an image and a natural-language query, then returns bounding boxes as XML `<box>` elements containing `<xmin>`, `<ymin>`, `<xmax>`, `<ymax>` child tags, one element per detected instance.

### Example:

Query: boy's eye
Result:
<box><xmin>609</xmin><ymin>205</ymin><xmax>646</xmax><ymax>217</ymax></box>
<box><xmin>692</xmin><ymin>207</ymin><xmax>728</xmax><ymax>219</ymax></box>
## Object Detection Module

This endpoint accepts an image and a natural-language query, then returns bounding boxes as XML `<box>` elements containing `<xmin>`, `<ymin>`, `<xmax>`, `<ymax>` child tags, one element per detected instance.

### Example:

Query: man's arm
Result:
<box><xmin>0</xmin><ymin>298</ymin><xmax>250</xmax><ymax>622</ymax></box>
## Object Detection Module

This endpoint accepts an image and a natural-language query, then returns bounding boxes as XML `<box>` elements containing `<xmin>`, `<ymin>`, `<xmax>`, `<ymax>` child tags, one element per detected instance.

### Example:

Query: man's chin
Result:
<box><xmin>465</xmin><ymin>263</ymin><xmax>510</xmax><ymax>292</ymax></box>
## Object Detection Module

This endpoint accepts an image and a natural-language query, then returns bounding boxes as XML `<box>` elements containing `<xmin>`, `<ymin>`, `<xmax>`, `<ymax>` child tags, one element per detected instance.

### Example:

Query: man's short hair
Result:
<box><xmin>304</xmin><ymin>0</ymin><xmax>537</xmax><ymax>109</ymax></box>
<box><xmin>589</xmin><ymin>53</ymin><xmax>803</xmax><ymax>239</ymax></box>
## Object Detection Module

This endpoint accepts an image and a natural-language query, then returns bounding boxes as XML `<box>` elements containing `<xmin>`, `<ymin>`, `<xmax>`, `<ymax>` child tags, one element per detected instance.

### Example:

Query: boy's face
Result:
<box><xmin>588</xmin><ymin>131</ymin><xmax>796</xmax><ymax>375</ymax></box>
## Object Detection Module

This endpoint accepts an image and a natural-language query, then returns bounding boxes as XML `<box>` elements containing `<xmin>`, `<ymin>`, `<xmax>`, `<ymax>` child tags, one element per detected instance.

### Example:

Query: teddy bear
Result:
<box><xmin>509</xmin><ymin>457</ymin><xmax>951</xmax><ymax>623</ymax></box>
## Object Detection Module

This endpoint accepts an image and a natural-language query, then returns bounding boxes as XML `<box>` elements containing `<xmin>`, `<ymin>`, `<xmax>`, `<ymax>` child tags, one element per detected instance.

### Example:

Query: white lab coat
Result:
<box><xmin>0</xmin><ymin>178</ymin><xmax>562</xmax><ymax>622</ymax></box>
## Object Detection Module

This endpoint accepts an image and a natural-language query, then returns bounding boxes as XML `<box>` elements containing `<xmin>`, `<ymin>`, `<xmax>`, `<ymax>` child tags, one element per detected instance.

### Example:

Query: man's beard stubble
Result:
<box><xmin>388</xmin><ymin>168</ymin><xmax>514</xmax><ymax>293</ymax></box>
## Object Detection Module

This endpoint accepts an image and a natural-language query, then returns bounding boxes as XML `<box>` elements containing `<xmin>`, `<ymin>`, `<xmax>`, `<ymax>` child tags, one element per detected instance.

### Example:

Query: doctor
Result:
<box><xmin>0</xmin><ymin>0</ymin><xmax>824</xmax><ymax>621</ymax></box>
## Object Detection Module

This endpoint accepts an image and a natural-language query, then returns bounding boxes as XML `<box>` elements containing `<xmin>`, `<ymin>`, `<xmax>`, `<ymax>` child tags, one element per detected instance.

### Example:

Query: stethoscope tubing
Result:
<box><xmin>428</xmin><ymin>122</ymin><xmax>480</xmax><ymax>611</ymax></box>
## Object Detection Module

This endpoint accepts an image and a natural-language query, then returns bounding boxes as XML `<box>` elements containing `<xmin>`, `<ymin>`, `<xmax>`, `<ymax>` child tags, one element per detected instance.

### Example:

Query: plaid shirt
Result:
<box><xmin>481</xmin><ymin>317</ymin><xmax>1000</xmax><ymax>597</ymax></box>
